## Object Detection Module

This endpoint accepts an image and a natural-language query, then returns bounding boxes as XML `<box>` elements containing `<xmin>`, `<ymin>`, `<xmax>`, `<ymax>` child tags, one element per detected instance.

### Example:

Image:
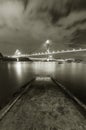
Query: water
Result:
<box><xmin>0</xmin><ymin>61</ymin><xmax>86</xmax><ymax>107</ymax></box>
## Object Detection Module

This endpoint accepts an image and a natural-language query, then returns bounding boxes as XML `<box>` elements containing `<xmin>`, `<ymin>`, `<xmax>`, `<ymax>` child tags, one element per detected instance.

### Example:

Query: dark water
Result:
<box><xmin>0</xmin><ymin>61</ymin><xmax>86</xmax><ymax>107</ymax></box>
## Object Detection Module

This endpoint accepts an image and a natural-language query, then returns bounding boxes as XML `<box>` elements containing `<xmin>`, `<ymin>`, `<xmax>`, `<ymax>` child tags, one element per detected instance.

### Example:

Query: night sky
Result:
<box><xmin>0</xmin><ymin>0</ymin><xmax>86</xmax><ymax>55</ymax></box>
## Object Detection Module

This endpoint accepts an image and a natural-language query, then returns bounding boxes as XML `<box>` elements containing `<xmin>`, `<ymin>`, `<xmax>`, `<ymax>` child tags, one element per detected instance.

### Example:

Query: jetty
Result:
<box><xmin>0</xmin><ymin>77</ymin><xmax>86</xmax><ymax>130</ymax></box>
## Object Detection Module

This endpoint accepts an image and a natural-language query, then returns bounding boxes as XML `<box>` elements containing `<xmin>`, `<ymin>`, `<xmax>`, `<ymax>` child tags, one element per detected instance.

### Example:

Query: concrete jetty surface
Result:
<box><xmin>0</xmin><ymin>77</ymin><xmax>86</xmax><ymax>130</ymax></box>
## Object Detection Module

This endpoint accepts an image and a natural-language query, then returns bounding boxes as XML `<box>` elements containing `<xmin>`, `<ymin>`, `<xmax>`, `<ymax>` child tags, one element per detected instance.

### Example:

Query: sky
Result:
<box><xmin>0</xmin><ymin>0</ymin><xmax>86</xmax><ymax>55</ymax></box>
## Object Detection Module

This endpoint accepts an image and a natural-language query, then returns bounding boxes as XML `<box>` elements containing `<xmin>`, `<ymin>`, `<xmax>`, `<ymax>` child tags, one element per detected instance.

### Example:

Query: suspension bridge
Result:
<box><xmin>8</xmin><ymin>40</ymin><xmax>86</xmax><ymax>61</ymax></box>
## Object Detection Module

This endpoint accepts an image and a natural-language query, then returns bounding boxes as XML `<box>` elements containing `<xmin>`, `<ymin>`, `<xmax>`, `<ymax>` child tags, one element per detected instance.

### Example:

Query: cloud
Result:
<box><xmin>0</xmin><ymin>0</ymin><xmax>86</xmax><ymax>54</ymax></box>
<box><xmin>0</xmin><ymin>0</ymin><xmax>24</xmax><ymax>28</ymax></box>
<box><xmin>22</xmin><ymin>0</ymin><xmax>86</xmax><ymax>48</ymax></box>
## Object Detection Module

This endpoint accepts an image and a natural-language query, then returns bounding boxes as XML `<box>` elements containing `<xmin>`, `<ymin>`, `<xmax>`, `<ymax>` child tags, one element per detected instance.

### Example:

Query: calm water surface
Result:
<box><xmin>0</xmin><ymin>61</ymin><xmax>86</xmax><ymax>107</ymax></box>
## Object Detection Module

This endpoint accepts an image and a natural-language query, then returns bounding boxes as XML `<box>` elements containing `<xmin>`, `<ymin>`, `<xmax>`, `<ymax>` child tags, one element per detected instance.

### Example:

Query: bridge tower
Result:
<box><xmin>44</xmin><ymin>40</ymin><xmax>53</xmax><ymax>61</ymax></box>
<box><xmin>45</xmin><ymin>40</ymin><xmax>51</xmax><ymax>53</ymax></box>
<box><xmin>14</xmin><ymin>49</ymin><xmax>21</xmax><ymax>61</ymax></box>
<box><xmin>14</xmin><ymin>49</ymin><xmax>21</xmax><ymax>56</ymax></box>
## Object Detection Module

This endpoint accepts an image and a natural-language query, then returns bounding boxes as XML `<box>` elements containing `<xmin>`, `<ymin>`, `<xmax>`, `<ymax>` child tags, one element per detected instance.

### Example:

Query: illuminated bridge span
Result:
<box><xmin>11</xmin><ymin>48</ymin><xmax>86</xmax><ymax>58</ymax></box>
<box><xmin>9</xmin><ymin>39</ymin><xmax>86</xmax><ymax>58</ymax></box>
<box><xmin>30</xmin><ymin>48</ymin><xmax>86</xmax><ymax>56</ymax></box>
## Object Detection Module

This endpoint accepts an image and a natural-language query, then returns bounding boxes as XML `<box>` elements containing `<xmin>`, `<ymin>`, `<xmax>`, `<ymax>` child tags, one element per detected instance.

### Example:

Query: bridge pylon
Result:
<box><xmin>45</xmin><ymin>40</ymin><xmax>51</xmax><ymax>53</ymax></box>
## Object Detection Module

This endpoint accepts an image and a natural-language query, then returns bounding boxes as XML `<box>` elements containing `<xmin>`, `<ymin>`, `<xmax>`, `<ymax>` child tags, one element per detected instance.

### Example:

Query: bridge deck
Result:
<box><xmin>0</xmin><ymin>77</ymin><xmax>86</xmax><ymax>130</ymax></box>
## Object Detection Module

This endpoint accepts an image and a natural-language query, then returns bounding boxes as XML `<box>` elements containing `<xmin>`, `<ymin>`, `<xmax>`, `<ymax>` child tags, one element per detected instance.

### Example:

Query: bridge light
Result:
<box><xmin>52</xmin><ymin>51</ymin><xmax>55</xmax><ymax>53</ymax></box>
<box><xmin>44</xmin><ymin>39</ymin><xmax>51</xmax><ymax>47</ymax></box>
<box><xmin>73</xmin><ymin>49</ymin><xmax>75</xmax><ymax>51</ymax></box>
<box><xmin>46</xmin><ymin>40</ymin><xmax>50</xmax><ymax>44</ymax></box>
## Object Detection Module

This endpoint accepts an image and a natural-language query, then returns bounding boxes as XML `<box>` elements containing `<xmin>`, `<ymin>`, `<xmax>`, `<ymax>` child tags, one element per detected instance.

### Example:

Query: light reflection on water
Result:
<box><xmin>55</xmin><ymin>62</ymin><xmax>86</xmax><ymax>103</ymax></box>
<box><xmin>8</xmin><ymin>62</ymin><xmax>24</xmax><ymax>80</ymax></box>
<box><xmin>0</xmin><ymin>62</ymin><xmax>86</xmax><ymax>106</ymax></box>
<box><xmin>14</xmin><ymin>62</ymin><xmax>22</xmax><ymax>78</ymax></box>
<box><xmin>33</xmin><ymin>62</ymin><xmax>56</xmax><ymax>76</ymax></box>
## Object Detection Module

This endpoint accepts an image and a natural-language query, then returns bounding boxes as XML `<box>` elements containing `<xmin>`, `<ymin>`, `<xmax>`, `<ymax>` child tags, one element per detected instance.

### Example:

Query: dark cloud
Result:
<box><xmin>70</xmin><ymin>29</ymin><xmax>86</xmax><ymax>47</ymax></box>
<box><xmin>21</xmin><ymin>0</ymin><xmax>29</xmax><ymax>9</ymax></box>
<box><xmin>70</xmin><ymin>0</ymin><xmax>86</xmax><ymax>11</ymax></box>
<box><xmin>65</xmin><ymin>19</ymin><xmax>86</xmax><ymax>30</ymax></box>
